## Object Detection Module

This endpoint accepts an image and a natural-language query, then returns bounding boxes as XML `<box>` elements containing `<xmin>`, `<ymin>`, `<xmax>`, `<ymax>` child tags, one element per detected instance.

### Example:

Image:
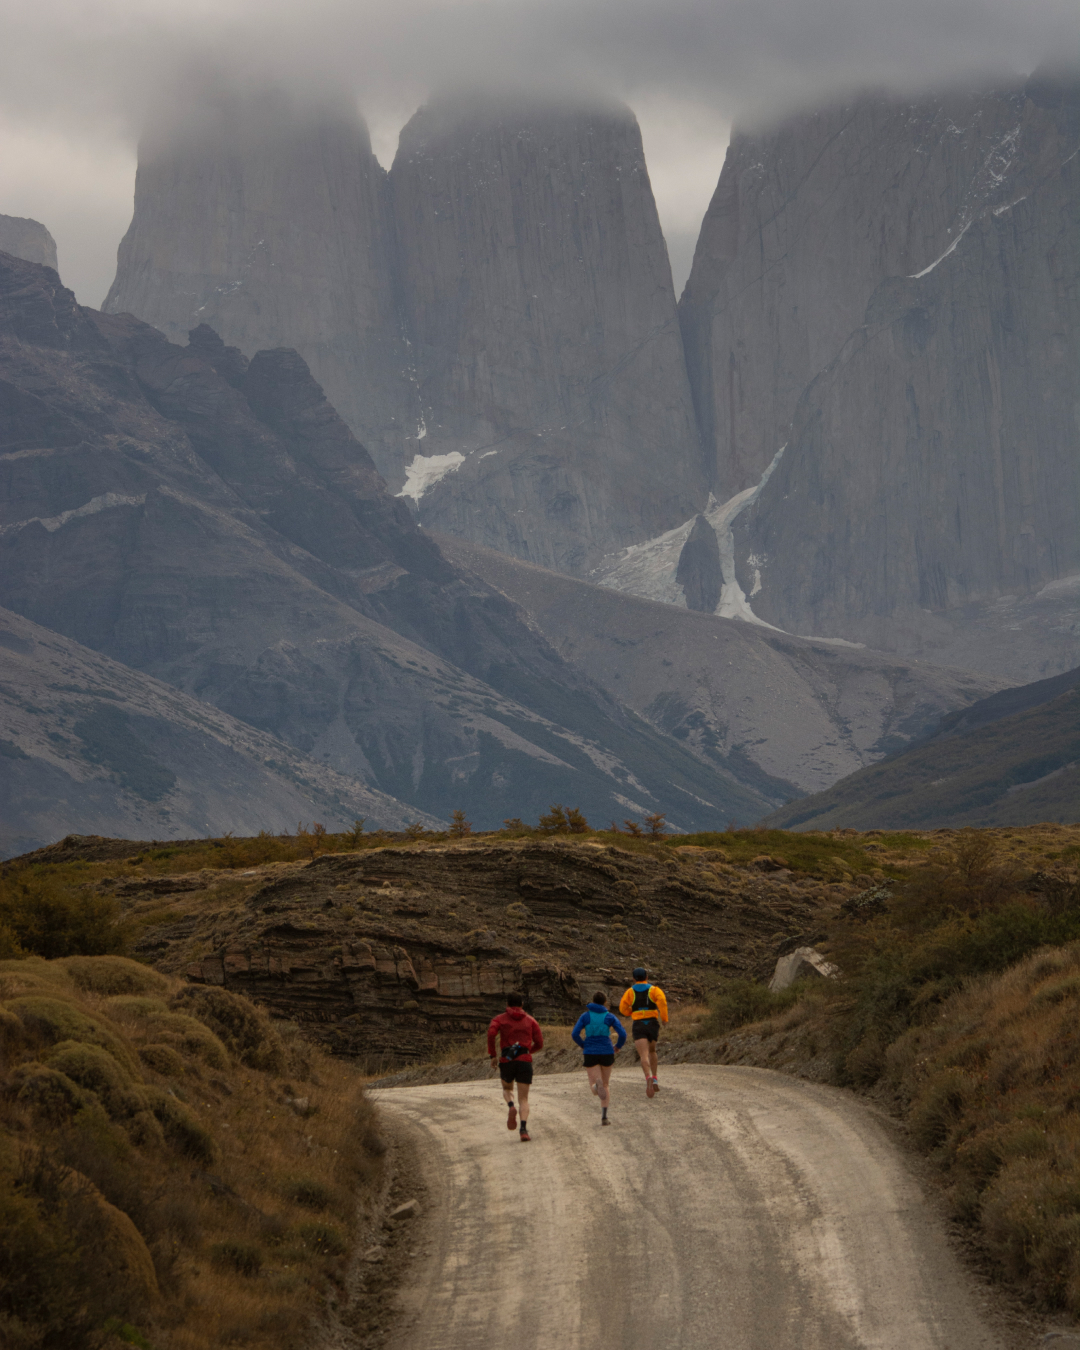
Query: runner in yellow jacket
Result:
<box><xmin>619</xmin><ymin>967</ymin><xmax>669</xmax><ymax>1098</ymax></box>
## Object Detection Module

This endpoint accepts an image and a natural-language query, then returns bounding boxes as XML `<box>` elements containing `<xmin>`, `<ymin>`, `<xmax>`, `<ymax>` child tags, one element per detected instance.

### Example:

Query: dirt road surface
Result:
<box><xmin>374</xmin><ymin>1064</ymin><xmax>1008</xmax><ymax>1350</ymax></box>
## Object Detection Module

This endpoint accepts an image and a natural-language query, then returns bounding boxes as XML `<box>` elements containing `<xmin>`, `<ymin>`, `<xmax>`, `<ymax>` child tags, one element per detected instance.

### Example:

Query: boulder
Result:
<box><xmin>768</xmin><ymin>947</ymin><xmax>839</xmax><ymax>993</ymax></box>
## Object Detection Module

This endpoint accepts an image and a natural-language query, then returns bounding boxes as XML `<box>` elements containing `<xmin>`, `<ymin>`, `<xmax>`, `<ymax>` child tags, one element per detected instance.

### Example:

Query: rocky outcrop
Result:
<box><xmin>0</xmin><ymin>215</ymin><xmax>57</xmax><ymax>269</ymax></box>
<box><xmin>127</xmin><ymin>838</ymin><xmax>833</xmax><ymax>1060</ymax></box>
<box><xmin>680</xmin><ymin>77</ymin><xmax>1080</xmax><ymax>678</ymax></box>
<box><xmin>0</xmin><ymin>250</ymin><xmax>772</xmax><ymax>830</ymax></box>
<box><xmin>103</xmin><ymin>93</ymin><xmax>418</xmax><ymax>486</ymax></box>
<box><xmin>0</xmin><ymin>606</ymin><xmax>429</xmax><ymax>859</ymax></box>
<box><xmin>768</xmin><ymin>946</ymin><xmax>838</xmax><ymax>992</ymax></box>
<box><xmin>389</xmin><ymin>96</ymin><xmax>707</xmax><ymax>575</ymax></box>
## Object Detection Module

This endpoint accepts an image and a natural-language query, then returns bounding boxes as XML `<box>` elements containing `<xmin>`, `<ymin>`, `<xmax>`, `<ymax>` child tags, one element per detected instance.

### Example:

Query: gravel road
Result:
<box><xmin>374</xmin><ymin>1064</ymin><xmax>1007</xmax><ymax>1350</ymax></box>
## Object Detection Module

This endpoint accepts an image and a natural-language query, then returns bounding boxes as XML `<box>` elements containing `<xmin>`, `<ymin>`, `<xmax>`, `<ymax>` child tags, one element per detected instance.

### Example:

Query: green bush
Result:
<box><xmin>698</xmin><ymin>978</ymin><xmax>804</xmax><ymax>1037</ymax></box>
<box><xmin>0</xmin><ymin>875</ymin><xmax>125</xmax><ymax>959</ymax></box>
<box><xmin>45</xmin><ymin>1042</ymin><xmax>142</xmax><ymax>1120</ymax></box>
<box><xmin>143</xmin><ymin>1089</ymin><xmax>217</xmax><ymax>1165</ymax></box>
<box><xmin>168</xmin><ymin>986</ymin><xmax>285</xmax><ymax>1073</ymax></box>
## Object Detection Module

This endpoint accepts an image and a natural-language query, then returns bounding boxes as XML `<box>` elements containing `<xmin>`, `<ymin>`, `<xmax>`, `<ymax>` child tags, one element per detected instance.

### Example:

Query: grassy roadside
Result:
<box><xmin>682</xmin><ymin>828</ymin><xmax>1080</xmax><ymax>1319</ymax></box>
<box><xmin>0</xmin><ymin>955</ymin><xmax>384</xmax><ymax>1350</ymax></box>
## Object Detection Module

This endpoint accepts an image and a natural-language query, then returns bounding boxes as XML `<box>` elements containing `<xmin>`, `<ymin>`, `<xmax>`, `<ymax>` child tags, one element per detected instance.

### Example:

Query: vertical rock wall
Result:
<box><xmin>389</xmin><ymin>97</ymin><xmax>708</xmax><ymax>575</ymax></box>
<box><xmin>735</xmin><ymin>139</ymin><xmax>1080</xmax><ymax>655</ymax></box>
<box><xmin>103</xmin><ymin>93</ymin><xmax>419</xmax><ymax>486</ymax></box>
<box><xmin>679</xmin><ymin>85</ymin><xmax>1072</xmax><ymax>499</ymax></box>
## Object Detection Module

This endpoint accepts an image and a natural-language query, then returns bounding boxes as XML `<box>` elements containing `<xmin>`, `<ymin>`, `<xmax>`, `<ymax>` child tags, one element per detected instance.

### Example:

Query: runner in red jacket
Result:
<box><xmin>487</xmin><ymin>993</ymin><xmax>544</xmax><ymax>1142</ymax></box>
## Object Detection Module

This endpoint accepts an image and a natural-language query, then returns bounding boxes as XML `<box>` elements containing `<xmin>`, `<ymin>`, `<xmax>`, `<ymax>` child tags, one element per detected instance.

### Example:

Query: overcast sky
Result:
<box><xmin>2</xmin><ymin>0</ymin><xmax>1076</xmax><ymax>306</ymax></box>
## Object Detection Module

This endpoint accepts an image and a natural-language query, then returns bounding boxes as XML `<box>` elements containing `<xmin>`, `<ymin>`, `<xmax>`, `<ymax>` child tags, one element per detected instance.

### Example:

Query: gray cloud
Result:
<box><xmin>2</xmin><ymin>0</ymin><xmax>1076</xmax><ymax>303</ymax></box>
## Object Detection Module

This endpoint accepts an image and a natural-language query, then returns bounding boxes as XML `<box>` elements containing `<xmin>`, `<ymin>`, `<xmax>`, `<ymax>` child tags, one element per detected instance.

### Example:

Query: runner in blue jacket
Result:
<box><xmin>571</xmin><ymin>992</ymin><xmax>627</xmax><ymax>1125</ymax></box>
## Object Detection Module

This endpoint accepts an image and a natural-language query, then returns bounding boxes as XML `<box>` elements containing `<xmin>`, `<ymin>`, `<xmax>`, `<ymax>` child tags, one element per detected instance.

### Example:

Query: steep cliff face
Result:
<box><xmin>680</xmin><ymin>79</ymin><xmax>1079</xmax><ymax>500</ymax></box>
<box><xmin>103</xmin><ymin>94</ymin><xmax>418</xmax><ymax>485</ymax></box>
<box><xmin>1</xmin><ymin>251</ymin><xmax>772</xmax><ymax>829</ymax></box>
<box><xmin>678</xmin><ymin>76</ymin><xmax>1080</xmax><ymax>678</ymax></box>
<box><xmin>0</xmin><ymin>215</ymin><xmax>56</xmax><ymax>269</ymax></box>
<box><xmin>389</xmin><ymin>96</ymin><xmax>707</xmax><ymax>575</ymax></box>
<box><xmin>729</xmin><ymin>81</ymin><xmax>1080</xmax><ymax>670</ymax></box>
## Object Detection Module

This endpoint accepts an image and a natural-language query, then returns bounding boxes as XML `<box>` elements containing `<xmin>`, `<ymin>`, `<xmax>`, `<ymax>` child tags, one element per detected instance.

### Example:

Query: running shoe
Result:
<box><xmin>646</xmin><ymin>1077</ymin><xmax>656</xmax><ymax>1098</ymax></box>
<box><xmin>519</xmin><ymin>1126</ymin><xmax>531</xmax><ymax>1142</ymax></box>
<box><xmin>591</xmin><ymin>1080</ymin><xmax>599</xmax><ymax>1095</ymax></box>
<box><xmin>601</xmin><ymin>1117</ymin><xmax>611</xmax><ymax>1126</ymax></box>
<box><xmin>652</xmin><ymin>1077</ymin><xmax>660</xmax><ymax>1093</ymax></box>
<box><xmin>507</xmin><ymin>1102</ymin><xmax>517</xmax><ymax>1130</ymax></box>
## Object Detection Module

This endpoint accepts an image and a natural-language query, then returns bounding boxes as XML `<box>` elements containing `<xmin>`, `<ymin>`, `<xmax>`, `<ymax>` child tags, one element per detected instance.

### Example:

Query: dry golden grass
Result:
<box><xmin>883</xmin><ymin>943</ymin><xmax>1080</xmax><ymax>1312</ymax></box>
<box><xmin>0</xmin><ymin>956</ymin><xmax>383</xmax><ymax>1350</ymax></box>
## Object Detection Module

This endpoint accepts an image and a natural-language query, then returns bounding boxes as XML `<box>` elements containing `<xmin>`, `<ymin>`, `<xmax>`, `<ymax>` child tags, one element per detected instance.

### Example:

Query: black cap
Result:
<box><xmin>632</xmin><ymin>967</ymin><xmax>647</xmax><ymax>979</ymax></box>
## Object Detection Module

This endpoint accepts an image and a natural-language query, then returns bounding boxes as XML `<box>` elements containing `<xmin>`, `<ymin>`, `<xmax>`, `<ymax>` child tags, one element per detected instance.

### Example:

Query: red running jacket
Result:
<box><xmin>487</xmin><ymin>1007</ymin><xmax>544</xmax><ymax>1062</ymax></box>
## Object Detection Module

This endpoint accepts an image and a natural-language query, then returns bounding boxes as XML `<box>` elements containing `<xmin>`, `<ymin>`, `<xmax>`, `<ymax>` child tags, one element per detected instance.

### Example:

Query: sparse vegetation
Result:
<box><xmin>701</xmin><ymin>827</ymin><xmax>1080</xmax><ymax>1317</ymax></box>
<box><xmin>0</xmin><ymin>956</ymin><xmax>382</xmax><ymax>1350</ymax></box>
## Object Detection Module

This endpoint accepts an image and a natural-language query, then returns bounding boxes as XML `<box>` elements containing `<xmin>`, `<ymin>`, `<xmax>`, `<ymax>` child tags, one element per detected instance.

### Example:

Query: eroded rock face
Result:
<box><xmin>103</xmin><ymin>94</ymin><xmax>419</xmax><ymax>486</ymax></box>
<box><xmin>133</xmin><ymin>840</ymin><xmax>833</xmax><ymax>1061</ymax></box>
<box><xmin>389</xmin><ymin>96</ymin><xmax>707</xmax><ymax>575</ymax></box>
<box><xmin>0</xmin><ymin>219</ymin><xmax>57</xmax><ymax>270</ymax></box>
<box><xmin>681</xmin><ymin>77</ymin><xmax>1080</xmax><ymax>677</ymax></box>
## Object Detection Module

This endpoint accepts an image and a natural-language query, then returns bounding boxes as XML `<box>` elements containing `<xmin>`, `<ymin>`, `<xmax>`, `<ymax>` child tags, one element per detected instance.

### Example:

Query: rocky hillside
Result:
<box><xmin>766</xmin><ymin>664</ymin><xmax>1080</xmax><ymax>830</ymax></box>
<box><xmin>679</xmin><ymin>74</ymin><xmax>1080</xmax><ymax>678</ymax></box>
<box><xmin>436</xmin><ymin>534</ymin><xmax>998</xmax><ymax>798</ymax></box>
<box><xmin>0</xmin><ymin>250</ymin><xmax>772</xmax><ymax>831</ymax></box>
<box><xmin>0</xmin><ymin>605</ymin><xmax>436</xmax><ymax>859</ymax></box>
<box><xmin>388</xmin><ymin>96</ymin><xmax>706</xmax><ymax>575</ymax></box>
<box><xmin>5</xmin><ymin>828</ymin><xmax>901</xmax><ymax>1062</ymax></box>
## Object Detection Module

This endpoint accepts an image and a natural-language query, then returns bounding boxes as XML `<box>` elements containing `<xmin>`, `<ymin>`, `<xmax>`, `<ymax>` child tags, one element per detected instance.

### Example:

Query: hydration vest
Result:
<box><xmin>582</xmin><ymin>1008</ymin><xmax>611</xmax><ymax>1041</ymax></box>
<box><xmin>631</xmin><ymin>983</ymin><xmax>658</xmax><ymax>1017</ymax></box>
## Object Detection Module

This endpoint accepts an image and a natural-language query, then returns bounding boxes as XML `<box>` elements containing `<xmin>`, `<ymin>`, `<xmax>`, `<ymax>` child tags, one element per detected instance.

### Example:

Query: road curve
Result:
<box><xmin>374</xmin><ymin>1065</ymin><xmax>1005</xmax><ymax>1350</ymax></box>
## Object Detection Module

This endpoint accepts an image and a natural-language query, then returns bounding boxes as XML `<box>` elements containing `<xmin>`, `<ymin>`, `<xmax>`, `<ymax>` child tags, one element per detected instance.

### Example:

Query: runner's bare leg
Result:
<box><xmin>517</xmin><ymin>1082</ymin><xmax>530</xmax><ymax>1123</ymax></box>
<box><xmin>586</xmin><ymin>1064</ymin><xmax>609</xmax><ymax>1107</ymax></box>
<box><xmin>634</xmin><ymin>1037</ymin><xmax>651</xmax><ymax>1080</ymax></box>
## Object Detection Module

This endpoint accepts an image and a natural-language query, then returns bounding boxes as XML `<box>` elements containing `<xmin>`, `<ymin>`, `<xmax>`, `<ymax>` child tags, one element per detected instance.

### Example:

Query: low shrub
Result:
<box><xmin>0</xmin><ymin>873</ymin><xmax>126</xmax><ymax>959</ymax></box>
<box><xmin>169</xmin><ymin>986</ymin><xmax>285</xmax><ymax>1073</ymax></box>
<box><xmin>0</xmin><ymin>954</ymin><xmax>380</xmax><ymax>1350</ymax></box>
<box><xmin>698</xmin><ymin>977</ymin><xmax>805</xmax><ymax>1037</ymax></box>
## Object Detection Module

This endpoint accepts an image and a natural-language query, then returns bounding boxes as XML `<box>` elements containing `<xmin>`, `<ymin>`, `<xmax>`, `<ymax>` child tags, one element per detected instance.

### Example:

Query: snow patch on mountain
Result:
<box><xmin>594</xmin><ymin>516</ymin><xmax>697</xmax><ymax>607</ymax></box>
<box><xmin>397</xmin><ymin>451</ymin><xmax>466</xmax><ymax>503</ymax></box>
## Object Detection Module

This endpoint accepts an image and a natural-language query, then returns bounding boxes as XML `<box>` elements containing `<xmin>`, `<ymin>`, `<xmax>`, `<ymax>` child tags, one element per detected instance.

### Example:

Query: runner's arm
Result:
<box><xmin>486</xmin><ymin>1016</ymin><xmax>501</xmax><ymax>1058</ymax></box>
<box><xmin>653</xmin><ymin>987</ymin><xmax>670</xmax><ymax>1023</ymax></box>
<box><xmin>618</xmin><ymin>988</ymin><xmax>633</xmax><ymax>1017</ymax></box>
<box><xmin>530</xmin><ymin>1017</ymin><xmax>544</xmax><ymax>1053</ymax></box>
<box><xmin>608</xmin><ymin>1014</ymin><xmax>627</xmax><ymax>1049</ymax></box>
<box><xmin>570</xmin><ymin>1013</ymin><xmax>588</xmax><ymax>1048</ymax></box>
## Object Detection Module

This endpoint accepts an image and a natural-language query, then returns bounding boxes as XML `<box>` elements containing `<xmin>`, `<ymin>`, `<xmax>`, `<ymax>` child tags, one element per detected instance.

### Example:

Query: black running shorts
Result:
<box><xmin>499</xmin><ymin>1061</ymin><xmax>534</xmax><ymax>1084</ymax></box>
<box><xmin>583</xmin><ymin>1053</ymin><xmax>615</xmax><ymax>1067</ymax></box>
<box><xmin>632</xmin><ymin>1019</ymin><xmax>661</xmax><ymax>1042</ymax></box>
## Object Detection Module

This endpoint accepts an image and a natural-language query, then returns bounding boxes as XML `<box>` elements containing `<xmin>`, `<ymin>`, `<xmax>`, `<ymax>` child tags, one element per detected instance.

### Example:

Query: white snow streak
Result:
<box><xmin>396</xmin><ymin>451</ymin><xmax>466</xmax><ymax>503</ymax></box>
<box><xmin>908</xmin><ymin>219</ymin><xmax>973</xmax><ymax>278</ymax></box>
<box><xmin>705</xmin><ymin>444</ymin><xmax>787</xmax><ymax>628</ymax></box>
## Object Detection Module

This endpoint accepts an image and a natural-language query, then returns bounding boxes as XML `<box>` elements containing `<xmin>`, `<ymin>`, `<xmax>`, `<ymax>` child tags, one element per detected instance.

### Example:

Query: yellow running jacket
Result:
<box><xmin>619</xmin><ymin>982</ymin><xmax>669</xmax><ymax>1022</ymax></box>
